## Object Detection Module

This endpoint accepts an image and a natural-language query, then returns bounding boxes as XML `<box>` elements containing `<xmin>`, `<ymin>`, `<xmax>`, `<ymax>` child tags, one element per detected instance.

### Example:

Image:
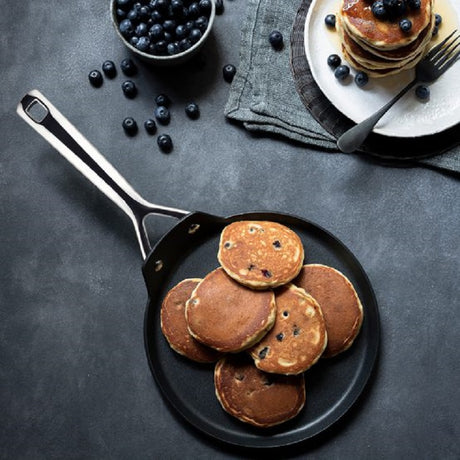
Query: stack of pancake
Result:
<box><xmin>337</xmin><ymin>0</ymin><xmax>435</xmax><ymax>77</ymax></box>
<box><xmin>160</xmin><ymin>220</ymin><xmax>364</xmax><ymax>428</ymax></box>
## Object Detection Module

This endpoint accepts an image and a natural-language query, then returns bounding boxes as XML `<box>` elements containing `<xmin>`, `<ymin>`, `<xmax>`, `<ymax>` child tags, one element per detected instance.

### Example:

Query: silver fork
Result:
<box><xmin>337</xmin><ymin>30</ymin><xmax>460</xmax><ymax>153</ymax></box>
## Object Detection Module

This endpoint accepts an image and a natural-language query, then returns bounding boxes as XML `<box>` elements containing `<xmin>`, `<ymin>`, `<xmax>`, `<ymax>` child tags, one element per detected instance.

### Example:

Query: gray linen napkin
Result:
<box><xmin>224</xmin><ymin>0</ymin><xmax>460</xmax><ymax>173</ymax></box>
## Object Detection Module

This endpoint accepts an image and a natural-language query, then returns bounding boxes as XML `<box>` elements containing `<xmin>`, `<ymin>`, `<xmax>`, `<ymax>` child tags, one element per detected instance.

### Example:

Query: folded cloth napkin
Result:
<box><xmin>224</xmin><ymin>0</ymin><xmax>460</xmax><ymax>174</ymax></box>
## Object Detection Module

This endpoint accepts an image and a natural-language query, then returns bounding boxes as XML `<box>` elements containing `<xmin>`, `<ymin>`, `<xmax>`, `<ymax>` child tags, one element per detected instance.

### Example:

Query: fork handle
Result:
<box><xmin>337</xmin><ymin>79</ymin><xmax>417</xmax><ymax>153</ymax></box>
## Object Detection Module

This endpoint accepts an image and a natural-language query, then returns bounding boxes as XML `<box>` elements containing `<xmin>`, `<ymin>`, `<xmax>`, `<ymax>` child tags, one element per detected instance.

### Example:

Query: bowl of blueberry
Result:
<box><xmin>111</xmin><ymin>0</ymin><xmax>216</xmax><ymax>65</ymax></box>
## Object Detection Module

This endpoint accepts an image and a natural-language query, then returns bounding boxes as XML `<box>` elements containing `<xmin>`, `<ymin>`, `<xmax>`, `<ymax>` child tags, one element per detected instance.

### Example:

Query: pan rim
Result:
<box><xmin>142</xmin><ymin>210</ymin><xmax>380</xmax><ymax>448</ymax></box>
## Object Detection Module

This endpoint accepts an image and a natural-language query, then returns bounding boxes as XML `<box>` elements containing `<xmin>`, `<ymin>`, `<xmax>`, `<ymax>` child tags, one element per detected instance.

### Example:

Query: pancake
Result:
<box><xmin>185</xmin><ymin>268</ymin><xmax>276</xmax><ymax>353</ymax></box>
<box><xmin>340</xmin><ymin>0</ymin><xmax>433</xmax><ymax>50</ymax></box>
<box><xmin>217</xmin><ymin>221</ymin><xmax>304</xmax><ymax>290</ymax></box>
<box><xmin>214</xmin><ymin>353</ymin><xmax>306</xmax><ymax>428</ymax></box>
<box><xmin>160</xmin><ymin>279</ymin><xmax>222</xmax><ymax>363</ymax></box>
<box><xmin>294</xmin><ymin>264</ymin><xmax>363</xmax><ymax>358</ymax></box>
<box><xmin>249</xmin><ymin>284</ymin><xmax>327</xmax><ymax>375</ymax></box>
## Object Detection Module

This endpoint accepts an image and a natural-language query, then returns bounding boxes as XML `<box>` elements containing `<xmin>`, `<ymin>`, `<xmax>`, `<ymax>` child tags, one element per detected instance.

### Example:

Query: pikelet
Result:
<box><xmin>294</xmin><ymin>264</ymin><xmax>363</xmax><ymax>358</ymax></box>
<box><xmin>337</xmin><ymin>0</ymin><xmax>435</xmax><ymax>76</ymax></box>
<box><xmin>214</xmin><ymin>353</ymin><xmax>306</xmax><ymax>428</ymax></box>
<box><xmin>185</xmin><ymin>268</ymin><xmax>276</xmax><ymax>353</ymax></box>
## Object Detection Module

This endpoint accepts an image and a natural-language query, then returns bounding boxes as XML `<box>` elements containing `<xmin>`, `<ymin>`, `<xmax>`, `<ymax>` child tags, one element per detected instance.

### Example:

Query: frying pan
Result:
<box><xmin>17</xmin><ymin>90</ymin><xmax>380</xmax><ymax>448</ymax></box>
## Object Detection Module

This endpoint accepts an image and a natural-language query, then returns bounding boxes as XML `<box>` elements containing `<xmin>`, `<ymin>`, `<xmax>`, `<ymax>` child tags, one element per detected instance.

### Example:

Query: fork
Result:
<box><xmin>337</xmin><ymin>30</ymin><xmax>460</xmax><ymax>153</ymax></box>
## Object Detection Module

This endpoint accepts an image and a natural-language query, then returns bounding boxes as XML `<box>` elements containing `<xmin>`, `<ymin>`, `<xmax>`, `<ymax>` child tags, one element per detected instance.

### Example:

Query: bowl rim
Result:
<box><xmin>110</xmin><ymin>0</ymin><xmax>216</xmax><ymax>61</ymax></box>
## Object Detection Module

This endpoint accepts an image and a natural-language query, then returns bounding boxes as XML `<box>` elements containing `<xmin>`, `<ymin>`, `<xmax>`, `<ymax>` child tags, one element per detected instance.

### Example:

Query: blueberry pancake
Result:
<box><xmin>161</xmin><ymin>279</ymin><xmax>222</xmax><ymax>363</ymax></box>
<box><xmin>217</xmin><ymin>221</ymin><xmax>304</xmax><ymax>290</ymax></box>
<box><xmin>294</xmin><ymin>264</ymin><xmax>363</xmax><ymax>358</ymax></box>
<box><xmin>214</xmin><ymin>353</ymin><xmax>306</xmax><ymax>428</ymax></box>
<box><xmin>185</xmin><ymin>268</ymin><xmax>276</xmax><ymax>353</ymax></box>
<box><xmin>249</xmin><ymin>284</ymin><xmax>327</xmax><ymax>375</ymax></box>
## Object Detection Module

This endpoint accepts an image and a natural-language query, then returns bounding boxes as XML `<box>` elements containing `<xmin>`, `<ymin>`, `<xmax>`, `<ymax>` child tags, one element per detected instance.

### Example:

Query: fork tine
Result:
<box><xmin>436</xmin><ymin>41</ymin><xmax>460</xmax><ymax>67</ymax></box>
<box><xmin>425</xmin><ymin>29</ymin><xmax>458</xmax><ymax>60</ymax></box>
<box><xmin>438</xmin><ymin>49</ymin><xmax>460</xmax><ymax>73</ymax></box>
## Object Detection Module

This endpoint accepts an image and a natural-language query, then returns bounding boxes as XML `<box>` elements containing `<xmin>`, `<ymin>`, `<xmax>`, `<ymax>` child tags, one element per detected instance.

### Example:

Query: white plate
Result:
<box><xmin>304</xmin><ymin>0</ymin><xmax>460</xmax><ymax>138</ymax></box>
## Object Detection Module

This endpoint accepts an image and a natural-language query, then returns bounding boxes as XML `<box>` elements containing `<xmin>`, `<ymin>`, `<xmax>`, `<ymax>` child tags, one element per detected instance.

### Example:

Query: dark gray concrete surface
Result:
<box><xmin>1</xmin><ymin>1</ymin><xmax>459</xmax><ymax>458</ymax></box>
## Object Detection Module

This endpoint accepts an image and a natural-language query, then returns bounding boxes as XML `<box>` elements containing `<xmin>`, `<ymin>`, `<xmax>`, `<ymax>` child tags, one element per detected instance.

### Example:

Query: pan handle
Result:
<box><xmin>17</xmin><ymin>90</ymin><xmax>189</xmax><ymax>260</ymax></box>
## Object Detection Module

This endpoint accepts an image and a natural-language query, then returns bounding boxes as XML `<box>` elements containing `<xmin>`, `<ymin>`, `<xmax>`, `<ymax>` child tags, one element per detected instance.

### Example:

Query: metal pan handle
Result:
<box><xmin>17</xmin><ymin>90</ymin><xmax>188</xmax><ymax>259</ymax></box>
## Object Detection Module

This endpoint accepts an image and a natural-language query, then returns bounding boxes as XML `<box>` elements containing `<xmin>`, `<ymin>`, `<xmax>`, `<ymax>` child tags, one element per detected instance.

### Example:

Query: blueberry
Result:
<box><xmin>122</xmin><ymin>117</ymin><xmax>138</xmax><ymax>136</ymax></box>
<box><xmin>185</xmin><ymin>102</ymin><xmax>200</xmax><ymax>119</ymax></box>
<box><xmin>435</xmin><ymin>14</ymin><xmax>442</xmax><ymax>26</ymax></box>
<box><xmin>120</xmin><ymin>57</ymin><xmax>137</xmax><ymax>76</ymax></box>
<box><xmin>149</xmin><ymin>23</ymin><xmax>164</xmax><ymax>41</ymax></box>
<box><xmin>102</xmin><ymin>60</ymin><xmax>116</xmax><ymax>78</ymax></box>
<box><xmin>399</xmin><ymin>18</ymin><xmax>412</xmax><ymax>32</ymax></box>
<box><xmin>188</xmin><ymin>2</ymin><xmax>200</xmax><ymax>19</ymax></box>
<box><xmin>167</xmin><ymin>42</ymin><xmax>180</xmax><ymax>55</ymax></box>
<box><xmin>88</xmin><ymin>70</ymin><xmax>103</xmax><ymax>87</ymax></box>
<box><xmin>139</xmin><ymin>5</ymin><xmax>151</xmax><ymax>19</ymax></box>
<box><xmin>334</xmin><ymin>64</ymin><xmax>350</xmax><ymax>80</ymax></box>
<box><xmin>154</xmin><ymin>105</ymin><xmax>171</xmax><ymax>124</ymax></box>
<box><xmin>407</xmin><ymin>0</ymin><xmax>421</xmax><ymax>9</ymax></box>
<box><xmin>215</xmin><ymin>0</ymin><xmax>224</xmax><ymax>15</ymax></box>
<box><xmin>175</xmin><ymin>24</ymin><xmax>187</xmax><ymax>39</ymax></box>
<box><xmin>157</xmin><ymin>134</ymin><xmax>173</xmax><ymax>153</ymax></box>
<box><xmin>144</xmin><ymin>118</ymin><xmax>157</xmax><ymax>134</ymax></box>
<box><xmin>223</xmin><ymin>64</ymin><xmax>236</xmax><ymax>82</ymax></box>
<box><xmin>156</xmin><ymin>0</ymin><xmax>169</xmax><ymax>14</ymax></box>
<box><xmin>324</xmin><ymin>14</ymin><xmax>336</xmax><ymax>28</ymax></box>
<box><xmin>355</xmin><ymin>71</ymin><xmax>369</xmax><ymax>87</ymax></box>
<box><xmin>163</xmin><ymin>19</ymin><xmax>176</xmax><ymax>33</ymax></box>
<box><xmin>258</xmin><ymin>347</ymin><xmax>269</xmax><ymax>359</ymax></box>
<box><xmin>127</xmin><ymin>9</ymin><xmax>139</xmax><ymax>21</ymax></box>
<box><xmin>135</xmin><ymin>22</ymin><xmax>148</xmax><ymax>36</ymax></box>
<box><xmin>371</xmin><ymin>1</ymin><xmax>387</xmax><ymax>19</ymax></box>
<box><xmin>383</xmin><ymin>0</ymin><xmax>406</xmax><ymax>16</ymax></box>
<box><xmin>179</xmin><ymin>38</ymin><xmax>192</xmax><ymax>51</ymax></box>
<box><xmin>151</xmin><ymin>9</ymin><xmax>163</xmax><ymax>23</ymax></box>
<box><xmin>171</xmin><ymin>0</ymin><xmax>184</xmax><ymax>15</ymax></box>
<box><xmin>153</xmin><ymin>40</ymin><xmax>168</xmax><ymax>55</ymax></box>
<box><xmin>122</xmin><ymin>80</ymin><xmax>137</xmax><ymax>98</ymax></box>
<box><xmin>268</xmin><ymin>30</ymin><xmax>283</xmax><ymax>50</ymax></box>
<box><xmin>189</xmin><ymin>28</ymin><xmax>202</xmax><ymax>44</ymax></box>
<box><xmin>130</xmin><ymin>36</ymin><xmax>139</xmax><ymax>46</ymax></box>
<box><xmin>119</xmin><ymin>18</ymin><xmax>134</xmax><ymax>37</ymax></box>
<box><xmin>117</xmin><ymin>0</ymin><xmax>132</xmax><ymax>8</ymax></box>
<box><xmin>116</xmin><ymin>8</ymin><xmax>127</xmax><ymax>20</ymax></box>
<box><xmin>432</xmin><ymin>25</ymin><xmax>439</xmax><ymax>36</ymax></box>
<box><xmin>195</xmin><ymin>16</ymin><xmax>208</xmax><ymax>32</ymax></box>
<box><xmin>198</xmin><ymin>0</ymin><xmax>212</xmax><ymax>14</ymax></box>
<box><xmin>415</xmin><ymin>85</ymin><xmax>430</xmax><ymax>101</ymax></box>
<box><xmin>136</xmin><ymin>36</ymin><xmax>151</xmax><ymax>51</ymax></box>
<box><xmin>155</xmin><ymin>93</ymin><xmax>171</xmax><ymax>106</ymax></box>
<box><xmin>327</xmin><ymin>53</ymin><xmax>341</xmax><ymax>69</ymax></box>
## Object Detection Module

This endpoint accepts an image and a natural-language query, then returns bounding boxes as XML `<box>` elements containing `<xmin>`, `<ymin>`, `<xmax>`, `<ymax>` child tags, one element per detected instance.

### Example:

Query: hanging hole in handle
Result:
<box><xmin>25</xmin><ymin>99</ymin><xmax>49</xmax><ymax>124</ymax></box>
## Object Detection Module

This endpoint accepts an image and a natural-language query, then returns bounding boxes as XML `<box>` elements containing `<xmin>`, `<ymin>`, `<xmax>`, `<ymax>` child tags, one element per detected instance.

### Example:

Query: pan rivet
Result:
<box><xmin>188</xmin><ymin>223</ymin><xmax>200</xmax><ymax>234</ymax></box>
<box><xmin>154</xmin><ymin>260</ymin><xmax>163</xmax><ymax>272</ymax></box>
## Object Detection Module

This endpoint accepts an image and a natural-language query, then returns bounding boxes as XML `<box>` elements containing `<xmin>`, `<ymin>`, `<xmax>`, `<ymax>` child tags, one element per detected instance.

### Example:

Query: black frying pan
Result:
<box><xmin>17</xmin><ymin>90</ymin><xmax>380</xmax><ymax>448</ymax></box>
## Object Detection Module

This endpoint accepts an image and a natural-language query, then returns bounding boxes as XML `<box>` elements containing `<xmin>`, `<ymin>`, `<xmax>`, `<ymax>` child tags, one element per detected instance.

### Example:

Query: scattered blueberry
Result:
<box><xmin>371</xmin><ymin>1</ymin><xmax>387</xmax><ymax>20</ymax></box>
<box><xmin>122</xmin><ymin>117</ymin><xmax>138</xmax><ymax>136</ymax></box>
<box><xmin>355</xmin><ymin>71</ymin><xmax>369</xmax><ymax>88</ymax></box>
<box><xmin>185</xmin><ymin>102</ymin><xmax>200</xmax><ymax>119</ymax></box>
<box><xmin>122</xmin><ymin>80</ymin><xmax>137</xmax><ymax>98</ymax></box>
<box><xmin>432</xmin><ymin>26</ymin><xmax>439</xmax><ymax>36</ymax></box>
<box><xmin>415</xmin><ymin>85</ymin><xmax>430</xmax><ymax>101</ymax></box>
<box><xmin>399</xmin><ymin>18</ymin><xmax>412</xmax><ymax>33</ymax></box>
<box><xmin>407</xmin><ymin>0</ymin><xmax>421</xmax><ymax>9</ymax></box>
<box><xmin>155</xmin><ymin>93</ymin><xmax>171</xmax><ymax>107</ymax></box>
<box><xmin>435</xmin><ymin>13</ymin><xmax>442</xmax><ymax>27</ymax></box>
<box><xmin>154</xmin><ymin>105</ymin><xmax>171</xmax><ymax>124</ymax></box>
<box><xmin>268</xmin><ymin>30</ymin><xmax>284</xmax><ymax>50</ymax></box>
<box><xmin>276</xmin><ymin>333</ymin><xmax>284</xmax><ymax>341</ymax></box>
<box><xmin>157</xmin><ymin>134</ymin><xmax>173</xmax><ymax>153</ymax></box>
<box><xmin>102</xmin><ymin>60</ymin><xmax>116</xmax><ymax>78</ymax></box>
<box><xmin>324</xmin><ymin>14</ymin><xmax>336</xmax><ymax>28</ymax></box>
<box><xmin>144</xmin><ymin>118</ymin><xmax>157</xmax><ymax>134</ymax></box>
<box><xmin>327</xmin><ymin>53</ymin><xmax>341</xmax><ymax>69</ymax></box>
<box><xmin>215</xmin><ymin>0</ymin><xmax>224</xmax><ymax>15</ymax></box>
<box><xmin>334</xmin><ymin>64</ymin><xmax>350</xmax><ymax>81</ymax></box>
<box><xmin>88</xmin><ymin>70</ymin><xmax>103</xmax><ymax>87</ymax></box>
<box><xmin>223</xmin><ymin>64</ymin><xmax>236</xmax><ymax>82</ymax></box>
<box><xmin>120</xmin><ymin>57</ymin><xmax>137</xmax><ymax>76</ymax></box>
